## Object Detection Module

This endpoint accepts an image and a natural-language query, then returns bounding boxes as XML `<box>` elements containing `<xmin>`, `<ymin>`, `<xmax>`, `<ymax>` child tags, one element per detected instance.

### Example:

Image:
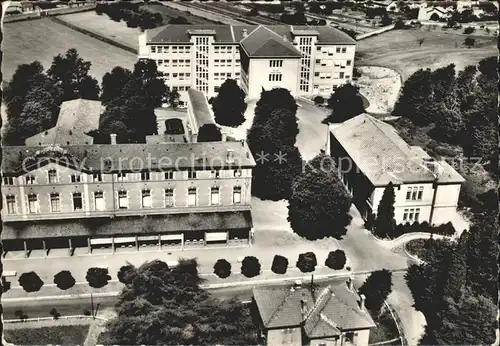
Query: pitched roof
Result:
<box><xmin>25</xmin><ymin>99</ymin><xmax>103</xmax><ymax>146</ymax></box>
<box><xmin>240</xmin><ymin>25</ymin><xmax>301</xmax><ymax>57</ymax></box>
<box><xmin>329</xmin><ymin>114</ymin><xmax>464</xmax><ymax>186</ymax></box>
<box><xmin>187</xmin><ymin>89</ymin><xmax>215</xmax><ymax>130</ymax></box>
<box><xmin>146</xmin><ymin>24</ymin><xmax>356</xmax><ymax>45</ymax></box>
<box><xmin>1</xmin><ymin>211</ymin><xmax>253</xmax><ymax>240</ymax></box>
<box><xmin>253</xmin><ymin>281</ymin><xmax>376</xmax><ymax>334</ymax></box>
<box><xmin>2</xmin><ymin>141</ymin><xmax>255</xmax><ymax>175</ymax></box>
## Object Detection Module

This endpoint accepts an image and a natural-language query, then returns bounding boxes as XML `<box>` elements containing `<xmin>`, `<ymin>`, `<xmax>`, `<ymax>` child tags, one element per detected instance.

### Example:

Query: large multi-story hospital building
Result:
<box><xmin>139</xmin><ymin>24</ymin><xmax>356</xmax><ymax>106</ymax></box>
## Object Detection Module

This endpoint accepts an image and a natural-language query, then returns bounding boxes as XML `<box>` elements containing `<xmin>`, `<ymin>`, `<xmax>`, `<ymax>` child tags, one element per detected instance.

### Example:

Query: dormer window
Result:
<box><xmin>226</xmin><ymin>150</ymin><xmax>235</xmax><ymax>163</ymax></box>
<box><xmin>70</xmin><ymin>174</ymin><xmax>81</xmax><ymax>183</ymax></box>
<box><xmin>25</xmin><ymin>175</ymin><xmax>35</xmax><ymax>185</ymax></box>
<box><xmin>3</xmin><ymin>177</ymin><xmax>14</xmax><ymax>185</ymax></box>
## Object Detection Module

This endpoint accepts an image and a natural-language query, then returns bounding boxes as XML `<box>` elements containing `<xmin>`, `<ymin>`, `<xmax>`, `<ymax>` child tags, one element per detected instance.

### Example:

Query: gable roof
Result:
<box><xmin>253</xmin><ymin>281</ymin><xmax>376</xmax><ymax>335</ymax></box>
<box><xmin>240</xmin><ymin>25</ymin><xmax>301</xmax><ymax>57</ymax></box>
<box><xmin>329</xmin><ymin>114</ymin><xmax>464</xmax><ymax>186</ymax></box>
<box><xmin>25</xmin><ymin>99</ymin><xmax>103</xmax><ymax>146</ymax></box>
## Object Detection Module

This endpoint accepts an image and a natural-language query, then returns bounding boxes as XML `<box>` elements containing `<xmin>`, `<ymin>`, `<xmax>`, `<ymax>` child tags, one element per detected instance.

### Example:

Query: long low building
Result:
<box><xmin>326</xmin><ymin>114</ymin><xmax>465</xmax><ymax>225</ymax></box>
<box><xmin>1</xmin><ymin>141</ymin><xmax>255</xmax><ymax>255</ymax></box>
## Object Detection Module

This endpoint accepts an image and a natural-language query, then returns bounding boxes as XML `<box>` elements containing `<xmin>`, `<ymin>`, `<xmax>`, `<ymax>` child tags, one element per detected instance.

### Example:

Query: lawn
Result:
<box><xmin>4</xmin><ymin>325</ymin><xmax>90</xmax><ymax>345</ymax></box>
<box><xmin>369</xmin><ymin>309</ymin><xmax>401</xmax><ymax>345</ymax></box>
<box><xmin>357</xmin><ymin>28</ymin><xmax>497</xmax><ymax>80</ymax></box>
<box><xmin>58</xmin><ymin>11</ymin><xmax>141</xmax><ymax>50</ymax></box>
<box><xmin>1</xmin><ymin>18</ymin><xmax>136</xmax><ymax>84</ymax></box>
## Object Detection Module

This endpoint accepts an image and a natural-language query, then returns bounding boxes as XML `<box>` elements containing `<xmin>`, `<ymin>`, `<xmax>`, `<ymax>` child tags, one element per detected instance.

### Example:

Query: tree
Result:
<box><xmin>288</xmin><ymin>154</ymin><xmax>352</xmax><ymax>240</ymax></box>
<box><xmin>373</xmin><ymin>182</ymin><xmax>396</xmax><ymax>239</ymax></box>
<box><xmin>213</xmin><ymin>259</ymin><xmax>231</xmax><ymax>279</ymax></box>
<box><xmin>86</xmin><ymin>267</ymin><xmax>111</xmax><ymax>288</ymax></box>
<box><xmin>441</xmin><ymin>235</ymin><xmax>467</xmax><ymax>301</ymax></box>
<box><xmin>313</xmin><ymin>95</ymin><xmax>325</xmax><ymax>106</ymax></box>
<box><xmin>101</xmin><ymin>66</ymin><xmax>133</xmax><ymax>105</ymax></box>
<box><xmin>15</xmin><ymin>310</ymin><xmax>28</xmax><ymax>321</ymax></box>
<box><xmin>358</xmin><ymin>269</ymin><xmax>393</xmax><ymax>316</ymax></box>
<box><xmin>325</xmin><ymin>250</ymin><xmax>347</xmax><ymax>270</ymax></box>
<box><xmin>168</xmin><ymin>16</ymin><xmax>189</xmax><ymax>24</ymax></box>
<box><xmin>271</xmin><ymin>255</ymin><xmax>288</xmax><ymax>274</ymax></box>
<box><xmin>53</xmin><ymin>270</ymin><xmax>76</xmax><ymax>290</ymax></box>
<box><xmin>296</xmin><ymin>252</ymin><xmax>317</xmax><ymax>273</ymax></box>
<box><xmin>212</xmin><ymin>79</ymin><xmax>247</xmax><ymax>127</ymax></box>
<box><xmin>168</xmin><ymin>89</ymin><xmax>180</xmax><ymax>109</ymax></box>
<box><xmin>1</xmin><ymin>277</ymin><xmax>12</xmax><ymax>293</ymax></box>
<box><xmin>47</xmin><ymin>48</ymin><xmax>100</xmax><ymax>101</ymax></box>
<box><xmin>197</xmin><ymin>124</ymin><xmax>222</xmax><ymax>142</ymax></box>
<box><xmin>324</xmin><ymin>83</ymin><xmax>365</xmax><ymax>123</ymax></box>
<box><xmin>241</xmin><ymin>256</ymin><xmax>261</xmax><ymax>278</ymax></box>
<box><xmin>464</xmin><ymin>36</ymin><xmax>475</xmax><ymax>48</ymax></box>
<box><xmin>381</xmin><ymin>14</ymin><xmax>393</xmax><ymax>26</ymax></box>
<box><xmin>18</xmin><ymin>272</ymin><xmax>44</xmax><ymax>293</ymax></box>
<box><xmin>103</xmin><ymin>259</ymin><xmax>257</xmax><ymax>345</ymax></box>
<box><xmin>50</xmin><ymin>308</ymin><xmax>61</xmax><ymax>320</ymax></box>
<box><xmin>117</xmin><ymin>264</ymin><xmax>137</xmax><ymax>285</ymax></box>
<box><xmin>463</xmin><ymin>26</ymin><xmax>474</xmax><ymax>34</ymax></box>
<box><xmin>429</xmin><ymin>13</ymin><xmax>440</xmax><ymax>21</ymax></box>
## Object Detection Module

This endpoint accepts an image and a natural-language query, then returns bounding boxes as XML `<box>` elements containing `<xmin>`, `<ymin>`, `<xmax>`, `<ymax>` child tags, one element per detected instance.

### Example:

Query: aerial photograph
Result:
<box><xmin>0</xmin><ymin>0</ymin><xmax>498</xmax><ymax>345</ymax></box>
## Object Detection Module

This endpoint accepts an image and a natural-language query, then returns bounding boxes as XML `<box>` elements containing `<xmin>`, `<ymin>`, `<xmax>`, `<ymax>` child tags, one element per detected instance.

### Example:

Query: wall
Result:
<box><xmin>353</xmin><ymin>329</ymin><xmax>370</xmax><ymax>346</ymax></box>
<box><xmin>266</xmin><ymin>327</ymin><xmax>302</xmax><ymax>346</ymax></box>
<box><xmin>2</xmin><ymin>4</ymin><xmax>96</xmax><ymax>24</ymax></box>
<box><xmin>247</xmin><ymin>57</ymin><xmax>300</xmax><ymax>99</ymax></box>
<box><xmin>311</xmin><ymin>44</ymin><xmax>356</xmax><ymax>95</ymax></box>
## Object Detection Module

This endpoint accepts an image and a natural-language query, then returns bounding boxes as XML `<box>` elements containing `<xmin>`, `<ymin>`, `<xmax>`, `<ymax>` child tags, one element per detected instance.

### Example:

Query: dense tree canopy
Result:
<box><xmin>101</xmin><ymin>66</ymin><xmax>133</xmax><ymax>105</ymax></box>
<box><xmin>358</xmin><ymin>269</ymin><xmax>393</xmax><ymax>316</ymax></box>
<box><xmin>323</xmin><ymin>83</ymin><xmax>365</xmax><ymax>123</ymax></box>
<box><xmin>288</xmin><ymin>154</ymin><xmax>352</xmax><ymax>240</ymax></box>
<box><xmin>212</xmin><ymin>79</ymin><xmax>247</xmax><ymax>127</ymax></box>
<box><xmin>102</xmin><ymin>259</ymin><xmax>257</xmax><ymax>345</ymax></box>
<box><xmin>197</xmin><ymin>124</ymin><xmax>222</xmax><ymax>142</ymax></box>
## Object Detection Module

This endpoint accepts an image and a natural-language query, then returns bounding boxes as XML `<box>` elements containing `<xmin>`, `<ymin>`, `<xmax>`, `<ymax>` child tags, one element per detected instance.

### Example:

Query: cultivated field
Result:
<box><xmin>357</xmin><ymin>28</ymin><xmax>497</xmax><ymax>80</ymax></box>
<box><xmin>58</xmin><ymin>11</ymin><xmax>141</xmax><ymax>50</ymax></box>
<box><xmin>1</xmin><ymin>18</ymin><xmax>136</xmax><ymax>84</ymax></box>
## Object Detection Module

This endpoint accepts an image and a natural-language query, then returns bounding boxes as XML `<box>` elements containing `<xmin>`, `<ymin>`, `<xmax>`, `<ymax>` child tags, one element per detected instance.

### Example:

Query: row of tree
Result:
<box><xmin>95</xmin><ymin>3</ymin><xmax>166</xmax><ymax>30</ymax></box>
<box><xmin>393</xmin><ymin>57</ymin><xmax>497</xmax><ymax>173</ymax></box>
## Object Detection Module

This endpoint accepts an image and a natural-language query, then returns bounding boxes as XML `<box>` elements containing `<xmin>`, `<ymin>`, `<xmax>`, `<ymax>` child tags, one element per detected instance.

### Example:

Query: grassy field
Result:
<box><xmin>58</xmin><ymin>11</ymin><xmax>141</xmax><ymax>49</ymax></box>
<box><xmin>141</xmin><ymin>3</ymin><xmax>220</xmax><ymax>24</ymax></box>
<box><xmin>4</xmin><ymin>325</ymin><xmax>90</xmax><ymax>344</ymax></box>
<box><xmin>357</xmin><ymin>28</ymin><xmax>497</xmax><ymax>80</ymax></box>
<box><xmin>1</xmin><ymin>18</ymin><xmax>136</xmax><ymax>84</ymax></box>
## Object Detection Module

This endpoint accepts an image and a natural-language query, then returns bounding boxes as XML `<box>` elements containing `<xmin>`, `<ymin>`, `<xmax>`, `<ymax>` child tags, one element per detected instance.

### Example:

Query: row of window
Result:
<box><xmin>316</xmin><ymin>59</ymin><xmax>352</xmax><ymax>67</ymax></box>
<box><xmin>171</xmin><ymin>86</ymin><xmax>191</xmax><ymax>92</ymax></box>
<box><xmin>269</xmin><ymin>73</ymin><xmax>283</xmax><ymax>82</ymax></box>
<box><xmin>214</xmin><ymin>59</ymin><xmax>238</xmax><ymax>67</ymax></box>
<box><xmin>5</xmin><ymin>186</ymin><xmax>243</xmax><ymax>215</ymax></box>
<box><xmin>313</xmin><ymin>72</ymin><xmax>350</xmax><ymax>80</ymax></box>
<box><xmin>214</xmin><ymin>72</ymin><xmax>232</xmax><ymax>81</ymax></box>
<box><xmin>269</xmin><ymin>59</ymin><xmax>284</xmax><ymax>68</ymax></box>
<box><xmin>403</xmin><ymin>208</ymin><xmax>421</xmax><ymax>222</ymax></box>
<box><xmin>406</xmin><ymin>186</ymin><xmax>424</xmax><ymax>201</ymax></box>
<box><xmin>317</xmin><ymin>46</ymin><xmax>348</xmax><ymax>54</ymax></box>
<box><xmin>165</xmin><ymin>72</ymin><xmax>191</xmax><ymax>80</ymax></box>
<box><xmin>213</xmin><ymin>46</ymin><xmax>233</xmax><ymax>53</ymax></box>
<box><xmin>7</xmin><ymin>169</ymin><xmax>243</xmax><ymax>185</ymax></box>
<box><xmin>150</xmin><ymin>46</ymin><xmax>191</xmax><ymax>54</ymax></box>
<box><xmin>156</xmin><ymin>59</ymin><xmax>191</xmax><ymax>68</ymax></box>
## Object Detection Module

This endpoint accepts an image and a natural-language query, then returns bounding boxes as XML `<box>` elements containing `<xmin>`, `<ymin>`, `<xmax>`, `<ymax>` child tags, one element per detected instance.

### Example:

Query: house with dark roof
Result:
<box><xmin>138</xmin><ymin>24</ymin><xmax>356</xmax><ymax>103</ymax></box>
<box><xmin>25</xmin><ymin>99</ymin><xmax>103</xmax><ymax>146</ymax></box>
<box><xmin>326</xmin><ymin>114</ymin><xmax>465</xmax><ymax>226</ymax></box>
<box><xmin>252</xmin><ymin>278</ymin><xmax>376</xmax><ymax>346</ymax></box>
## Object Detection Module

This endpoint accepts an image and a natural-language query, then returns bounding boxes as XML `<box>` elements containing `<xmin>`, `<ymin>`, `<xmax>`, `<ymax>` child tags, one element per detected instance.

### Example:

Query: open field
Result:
<box><xmin>141</xmin><ymin>3</ymin><xmax>220</xmax><ymax>25</ymax></box>
<box><xmin>357</xmin><ymin>28</ymin><xmax>497</xmax><ymax>80</ymax></box>
<box><xmin>58</xmin><ymin>11</ymin><xmax>141</xmax><ymax>50</ymax></box>
<box><xmin>4</xmin><ymin>325</ymin><xmax>90</xmax><ymax>344</ymax></box>
<box><xmin>2</xmin><ymin>18</ymin><xmax>136</xmax><ymax>84</ymax></box>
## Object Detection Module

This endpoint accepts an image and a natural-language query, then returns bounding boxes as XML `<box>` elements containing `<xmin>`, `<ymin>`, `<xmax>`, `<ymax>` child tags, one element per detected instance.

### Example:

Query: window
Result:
<box><xmin>6</xmin><ymin>195</ymin><xmax>16</xmax><ymax>214</ymax></box>
<box><xmin>269</xmin><ymin>60</ymin><xmax>283</xmax><ymax>68</ymax></box>
<box><xmin>346</xmin><ymin>60</ymin><xmax>352</xmax><ymax>66</ymax></box>
<box><xmin>315</xmin><ymin>59</ymin><xmax>321</xmax><ymax>64</ymax></box>
<box><xmin>417</xmin><ymin>187</ymin><xmax>424</xmax><ymax>200</ymax></box>
<box><xmin>403</xmin><ymin>208</ymin><xmax>421</xmax><ymax>222</ymax></box>
<box><xmin>415</xmin><ymin>208</ymin><xmax>420</xmax><ymax>221</ymax></box>
<box><xmin>340</xmin><ymin>72</ymin><xmax>345</xmax><ymax>79</ymax></box>
<box><xmin>269</xmin><ymin>73</ymin><xmax>282</xmax><ymax>82</ymax></box>
<box><xmin>73</xmin><ymin>192</ymin><xmax>83</xmax><ymax>211</ymax></box>
<box><xmin>406</xmin><ymin>186</ymin><xmax>424</xmax><ymax>201</ymax></box>
<box><xmin>94</xmin><ymin>191</ymin><xmax>104</xmax><ymax>211</ymax></box>
<box><xmin>118</xmin><ymin>191</ymin><xmax>128</xmax><ymax>209</ymax></box>
<box><xmin>70</xmin><ymin>174</ymin><xmax>81</xmax><ymax>183</ymax></box>
<box><xmin>158</xmin><ymin>46</ymin><xmax>163</xmax><ymax>54</ymax></box>
<box><xmin>233</xmin><ymin>186</ymin><xmax>242</xmax><ymax>204</ymax></box>
<box><xmin>164</xmin><ymin>171</ymin><xmax>174</xmax><ymax>180</ymax></box>
<box><xmin>92</xmin><ymin>173</ymin><xmax>102</xmax><ymax>182</ymax></box>
<box><xmin>341</xmin><ymin>47</ymin><xmax>347</xmax><ymax>53</ymax></box>
<box><xmin>165</xmin><ymin>188</ymin><xmax>174</xmax><ymax>207</ymax></box>
<box><xmin>3</xmin><ymin>177</ymin><xmax>14</xmax><ymax>185</ymax></box>
<box><xmin>25</xmin><ymin>175</ymin><xmax>35</xmax><ymax>185</ymax></box>
<box><xmin>142</xmin><ymin>189</ymin><xmax>152</xmax><ymax>208</ymax></box>
<box><xmin>141</xmin><ymin>172</ymin><xmax>151</xmax><ymax>181</ymax></box>
<box><xmin>48</xmin><ymin>169</ymin><xmax>57</xmax><ymax>183</ymax></box>
<box><xmin>28</xmin><ymin>194</ymin><xmax>38</xmax><ymax>213</ymax></box>
<box><xmin>403</xmin><ymin>209</ymin><xmax>409</xmax><ymax>221</ymax></box>
<box><xmin>50</xmin><ymin>193</ymin><xmax>60</xmax><ymax>212</ymax></box>
<box><xmin>211</xmin><ymin>187</ymin><xmax>220</xmax><ymax>205</ymax></box>
<box><xmin>211</xmin><ymin>170</ymin><xmax>221</xmax><ymax>179</ymax></box>
<box><xmin>116</xmin><ymin>172</ymin><xmax>127</xmax><ymax>181</ymax></box>
<box><xmin>188</xmin><ymin>170</ymin><xmax>197</xmax><ymax>179</ymax></box>
<box><xmin>233</xmin><ymin>169</ymin><xmax>242</xmax><ymax>178</ymax></box>
<box><xmin>345</xmin><ymin>332</ymin><xmax>354</xmax><ymax>342</ymax></box>
<box><xmin>151</xmin><ymin>46</ymin><xmax>156</xmax><ymax>53</ymax></box>
<box><xmin>188</xmin><ymin>188</ymin><xmax>197</xmax><ymax>206</ymax></box>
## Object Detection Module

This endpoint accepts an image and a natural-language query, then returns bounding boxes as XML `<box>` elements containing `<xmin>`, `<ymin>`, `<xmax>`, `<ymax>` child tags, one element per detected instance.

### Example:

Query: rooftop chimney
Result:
<box><xmin>227</xmin><ymin>149</ymin><xmax>235</xmax><ymax>163</ymax></box>
<box><xmin>221</xmin><ymin>131</ymin><xmax>227</xmax><ymax>142</ymax></box>
<box><xmin>242</xmin><ymin>28</ymin><xmax>248</xmax><ymax>38</ymax></box>
<box><xmin>347</xmin><ymin>276</ymin><xmax>353</xmax><ymax>291</ymax></box>
<box><xmin>359</xmin><ymin>294</ymin><xmax>366</xmax><ymax>310</ymax></box>
<box><xmin>110</xmin><ymin>133</ymin><xmax>117</xmax><ymax>145</ymax></box>
<box><xmin>300</xmin><ymin>299</ymin><xmax>307</xmax><ymax>314</ymax></box>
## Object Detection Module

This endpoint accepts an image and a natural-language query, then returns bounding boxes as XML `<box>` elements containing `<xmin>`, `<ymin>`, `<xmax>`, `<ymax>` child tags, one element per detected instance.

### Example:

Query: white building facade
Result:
<box><xmin>138</xmin><ymin>24</ymin><xmax>356</xmax><ymax>105</ymax></box>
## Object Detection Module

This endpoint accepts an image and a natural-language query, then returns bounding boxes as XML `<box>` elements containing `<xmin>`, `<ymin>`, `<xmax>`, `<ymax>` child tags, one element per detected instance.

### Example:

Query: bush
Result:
<box><xmin>325</xmin><ymin>250</ymin><xmax>347</xmax><ymax>270</ymax></box>
<box><xmin>271</xmin><ymin>255</ymin><xmax>289</xmax><ymax>274</ymax></box>
<box><xmin>117</xmin><ymin>264</ymin><xmax>136</xmax><ymax>284</ymax></box>
<box><xmin>313</xmin><ymin>95</ymin><xmax>325</xmax><ymax>106</ymax></box>
<box><xmin>2</xmin><ymin>277</ymin><xmax>11</xmax><ymax>293</ymax></box>
<box><xmin>86</xmin><ymin>268</ymin><xmax>111</xmax><ymax>288</ymax></box>
<box><xmin>241</xmin><ymin>256</ymin><xmax>261</xmax><ymax>278</ymax></box>
<box><xmin>433</xmin><ymin>222</ymin><xmax>456</xmax><ymax>236</ymax></box>
<box><xmin>50</xmin><ymin>308</ymin><xmax>61</xmax><ymax>320</ymax></box>
<box><xmin>364</xmin><ymin>213</ymin><xmax>376</xmax><ymax>230</ymax></box>
<box><xmin>296</xmin><ymin>252</ymin><xmax>317</xmax><ymax>273</ymax></box>
<box><xmin>19</xmin><ymin>272</ymin><xmax>44</xmax><ymax>293</ymax></box>
<box><xmin>15</xmin><ymin>310</ymin><xmax>28</xmax><ymax>321</ymax></box>
<box><xmin>53</xmin><ymin>270</ymin><xmax>76</xmax><ymax>290</ymax></box>
<box><xmin>394</xmin><ymin>18</ymin><xmax>406</xmax><ymax>29</ymax></box>
<box><xmin>463</xmin><ymin>26</ymin><xmax>475</xmax><ymax>34</ymax></box>
<box><xmin>213</xmin><ymin>259</ymin><xmax>232</xmax><ymax>279</ymax></box>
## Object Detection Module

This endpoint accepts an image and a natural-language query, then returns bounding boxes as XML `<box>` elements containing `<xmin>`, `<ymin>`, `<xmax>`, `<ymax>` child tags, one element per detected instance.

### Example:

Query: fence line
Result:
<box><xmin>383</xmin><ymin>301</ymin><xmax>408</xmax><ymax>346</ymax></box>
<box><xmin>3</xmin><ymin>315</ymin><xmax>108</xmax><ymax>324</ymax></box>
<box><xmin>2</xmin><ymin>5</ymin><xmax>96</xmax><ymax>24</ymax></box>
<box><xmin>370</xmin><ymin>337</ymin><xmax>401</xmax><ymax>346</ymax></box>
